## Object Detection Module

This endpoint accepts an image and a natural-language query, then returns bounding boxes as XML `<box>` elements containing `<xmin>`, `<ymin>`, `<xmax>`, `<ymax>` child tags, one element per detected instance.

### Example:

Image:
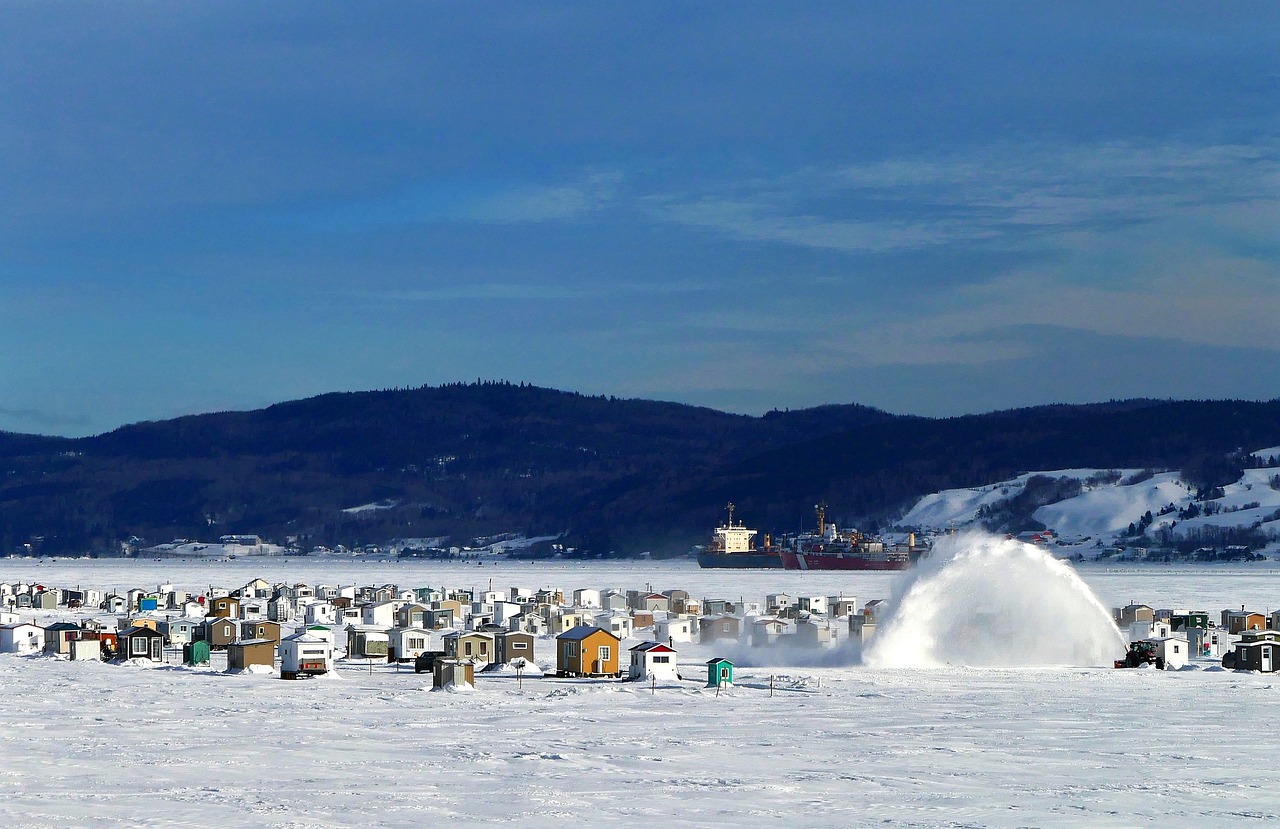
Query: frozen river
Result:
<box><xmin>6</xmin><ymin>555</ymin><xmax>1280</xmax><ymax>612</ymax></box>
<box><xmin>2</xmin><ymin>556</ymin><xmax>1279</xmax><ymax>827</ymax></box>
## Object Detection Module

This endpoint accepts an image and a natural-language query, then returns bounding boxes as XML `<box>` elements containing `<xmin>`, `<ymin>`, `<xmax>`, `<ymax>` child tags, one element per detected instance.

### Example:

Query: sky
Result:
<box><xmin>2</xmin><ymin>2</ymin><xmax>1279</xmax><ymax>437</ymax></box>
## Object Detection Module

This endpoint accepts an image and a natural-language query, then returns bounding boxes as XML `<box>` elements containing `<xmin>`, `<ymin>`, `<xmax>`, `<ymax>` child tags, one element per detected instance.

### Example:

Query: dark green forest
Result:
<box><xmin>2</xmin><ymin>382</ymin><xmax>1277</xmax><ymax>556</ymax></box>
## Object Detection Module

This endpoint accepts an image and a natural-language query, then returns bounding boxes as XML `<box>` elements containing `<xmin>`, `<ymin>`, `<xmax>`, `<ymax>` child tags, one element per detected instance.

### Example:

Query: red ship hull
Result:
<box><xmin>780</xmin><ymin>551</ymin><xmax>913</xmax><ymax>570</ymax></box>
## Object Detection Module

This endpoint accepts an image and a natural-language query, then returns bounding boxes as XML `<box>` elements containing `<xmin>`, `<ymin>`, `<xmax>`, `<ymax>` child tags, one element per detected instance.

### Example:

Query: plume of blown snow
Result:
<box><xmin>712</xmin><ymin>639</ymin><xmax>864</xmax><ymax>669</ymax></box>
<box><xmin>863</xmin><ymin>532</ymin><xmax>1126</xmax><ymax>669</ymax></box>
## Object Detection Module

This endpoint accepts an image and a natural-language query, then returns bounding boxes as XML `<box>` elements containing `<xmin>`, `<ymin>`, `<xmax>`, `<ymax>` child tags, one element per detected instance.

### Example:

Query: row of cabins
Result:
<box><xmin>6</xmin><ymin>577</ymin><xmax>889</xmax><ymax>674</ymax></box>
<box><xmin>1114</xmin><ymin>602</ymin><xmax>1280</xmax><ymax>671</ymax></box>
<box><xmin>0</xmin><ymin>614</ymin><xmax>693</xmax><ymax>688</ymax></box>
<box><xmin>4</xmin><ymin>573</ymin><xmax>751</xmax><ymax>685</ymax></box>
<box><xmin>5</xmin><ymin>577</ymin><xmax>863</xmax><ymax>631</ymax></box>
<box><xmin>3</xmin><ymin>576</ymin><xmax>883</xmax><ymax>673</ymax></box>
<box><xmin>17</xmin><ymin>574</ymin><xmax>1280</xmax><ymax>677</ymax></box>
<box><xmin>0</xmin><ymin>618</ymin><xmax>336</xmax><ymax>679</ymax></box>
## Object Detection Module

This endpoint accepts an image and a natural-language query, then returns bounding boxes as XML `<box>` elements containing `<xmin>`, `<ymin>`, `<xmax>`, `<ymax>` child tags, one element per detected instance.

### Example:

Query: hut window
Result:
<box><xmin>511</xmin><ymin>642</ymin><xmax>527</xmax><ymax>650</ymax></box>
<box><xmin>598</xmin><ymin>646</ymin><xmax>610</xmax><ymax>662</ymax></box>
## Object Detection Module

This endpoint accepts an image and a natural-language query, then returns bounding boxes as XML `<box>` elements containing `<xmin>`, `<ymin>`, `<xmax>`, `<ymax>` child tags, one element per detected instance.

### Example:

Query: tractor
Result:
<box><xmin>1114</xmin><ymin>640</ymin><xmax>1164</xmax><ymax>669</ymax></box>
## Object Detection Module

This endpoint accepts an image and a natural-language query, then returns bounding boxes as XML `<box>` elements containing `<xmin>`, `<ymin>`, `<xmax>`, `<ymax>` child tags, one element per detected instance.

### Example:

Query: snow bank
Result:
<box><xmin>864</xmin><ymin>533</ymin><xmax>1126</xmax><ymax>668</ymax></box>
<box><xmin>119</xmin><ymin>658</ymin><xmax>163</xmax><ymax>668</ymax></box>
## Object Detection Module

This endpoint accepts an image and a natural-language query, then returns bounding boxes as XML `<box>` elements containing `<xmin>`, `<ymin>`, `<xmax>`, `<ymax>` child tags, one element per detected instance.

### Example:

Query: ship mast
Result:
<box><xmin>814</xmin><ymin>502</ymin><xmax>827</xmax><ymax>534</ymax></box>
<box><xmin>726</xmin><ymin>501</ymin><xmax>736</xmax><ymax>527</ymax></box>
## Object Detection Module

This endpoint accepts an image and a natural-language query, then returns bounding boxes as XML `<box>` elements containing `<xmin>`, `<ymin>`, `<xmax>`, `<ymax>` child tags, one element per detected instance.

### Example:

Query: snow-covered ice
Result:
<box><xmin>2</xmin><ymin>641</ymin><xmax>1278</xmax><ymax>827</ymax></box>
<box><xmin>3</xmin><ymin>558</ymin><xmax>1280</xmax><ymax>826</ymax></box>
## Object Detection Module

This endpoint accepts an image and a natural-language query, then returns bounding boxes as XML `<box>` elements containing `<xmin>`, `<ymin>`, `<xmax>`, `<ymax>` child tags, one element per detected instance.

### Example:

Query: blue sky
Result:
<box><xmin>3</xmin><ymin>2</ymin><xmax>1278</xmax><ymax>436</ymax></box>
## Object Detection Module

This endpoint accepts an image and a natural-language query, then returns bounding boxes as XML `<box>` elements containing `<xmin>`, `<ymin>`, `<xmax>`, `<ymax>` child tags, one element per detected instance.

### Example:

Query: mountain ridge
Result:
<box><xmin>2</xmin><ymin>383</ymin><xmax>1277</xmax><ymax>556</ymax></box>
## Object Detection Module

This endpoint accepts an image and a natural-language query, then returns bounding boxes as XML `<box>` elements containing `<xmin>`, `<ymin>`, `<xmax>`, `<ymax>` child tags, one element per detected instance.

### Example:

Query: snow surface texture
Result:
<box><xmin>2</xmin><ymin>560</ymin><xmax>1280</xmax><ymax>826</ymax></box>
<box><xmin>3</xmin><ymin>636</ymin><xmax>1279</xmax><ymax>827</ymax></box>
<box><xmin>865</xmin><ymin>533</ymin><xmax>1127</xmax><ymax>668</ymax></box>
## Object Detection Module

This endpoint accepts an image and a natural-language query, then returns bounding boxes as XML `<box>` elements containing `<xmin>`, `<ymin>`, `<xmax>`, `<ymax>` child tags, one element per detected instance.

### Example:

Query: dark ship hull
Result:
<box><xmin>696</xmin><ymin>550</ymin><xmax>784</xmax><ymax>569</ymax></box>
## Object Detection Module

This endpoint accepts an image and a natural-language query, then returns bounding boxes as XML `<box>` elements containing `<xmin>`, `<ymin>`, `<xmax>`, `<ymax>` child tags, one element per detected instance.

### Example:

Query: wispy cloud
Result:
<box><xmin>673</xmin><ymin>220</ymin><xmax>1280</xmax><ymax>371</ymax></box>
<box><xmin>653</xmin><ymin>198</ymin><xmax>994</xmax><ymax>253</ymax></box>
<box><xmin>347</xmin><ymin>284</ymin><xmax>594</xmax><ymax>302</ymax></box>
<box><xmin>280</xmin><ymin>171</ymin><xmax>623</xmax><ymax>232</ymax></box>
<box><xmin>340</xmin><ymin>278</ymin><xmax>716</xmax><ymax>304</ymax></box>
<box><xmin>647</xmin><ymin>139</ymin><xmax>1280</xmax><ymax>254</ymax></box>
<box><xmin>462</xmin><ymin>172</ymin><xmax>622</xmax><ymax>224</ymax></box>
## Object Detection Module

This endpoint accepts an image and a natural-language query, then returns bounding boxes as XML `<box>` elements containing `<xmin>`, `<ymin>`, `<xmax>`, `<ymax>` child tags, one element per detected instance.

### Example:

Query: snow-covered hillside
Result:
<box><xmin>899</xmin><ymin>448</ymin><xmax>1280</xmax><ymax>558</ymax></box>
<box><xmin>141</xmin><ymin>540</ymin><xmax>290</xmax><ymax>558</ymax></box>
<box><xmin>901</xmin><ymin>468</ymin><xmax>1144</xmax><ymax>532</ymax></box>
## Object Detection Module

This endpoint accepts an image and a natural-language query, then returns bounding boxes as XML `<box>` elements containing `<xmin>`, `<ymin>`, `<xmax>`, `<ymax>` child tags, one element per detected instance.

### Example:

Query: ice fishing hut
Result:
<box><xmin>1145</xmin><ymin>635</ymin><xmax>1189</xmax><ymax>670</ymax></box>
<box><xmin>706</xmin><ymin>657</ymin><xmax>734</xmax><ymax>687</ymax></box>
<box><xmin>117</xmin><ymin>626</ymin><xmax>165</xmax><ymax>661</ymax></box>
<box><xmin>183</xmin><ymin>640</ymin><xmax>211</xmax><ymax>666</ymax></box>
<box><xmin>1186</xmin><ymin>627</ymin><xmax>1229</xmax><ymax>659</ymax></box>
<box><xmin>43</xmin><ymin>622</ymin><xmax>81</xmax><ymax>656</ymax></box>
<box><xmin>848</xmin><ymin>615</ymin><xmax>876</xmax><ymax>645</ymax></box>
<box><xmin>629</xmin><ymin>641</ymin><xmax>679</xmax><ymax>681</ymax></box>
<box><xmin>280</xmin><ymin>631</ymin><xmax>333</xmax><ymax>680</ymax></box>
<box><xmin>345</xmin><ymin>625</ymin><xmax>389</xmax><ymax>659</ymax></box>
<box><xmin>226</xmin><ymin>639</ymin><xmax>275</xmax><ymax>672</ymax></box>
<box><xmin>432</xmin><ymin>657</ymin><xmax>475</xmax><ymax>690</ymax></box>
<box><xmin>1223</xmin><ymin>630</ymin><xmax>1280</xmax><ymax>672</ymax></box>
<box><xmin>68</xmin><ymin>634</ymin><xmax>102</xmax><ymax>662</ymax></box>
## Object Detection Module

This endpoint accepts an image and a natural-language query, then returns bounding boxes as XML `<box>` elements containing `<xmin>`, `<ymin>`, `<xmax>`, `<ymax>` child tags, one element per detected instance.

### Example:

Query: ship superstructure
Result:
<box><xmin>778</xmin><ymin>503</ymin><xmax>920</xmax><ymax>571</ymax></box>
<box><xmin>696</xmin><ymin>503</ymin><xmax>783</xmax><ymax>569</ymax></box>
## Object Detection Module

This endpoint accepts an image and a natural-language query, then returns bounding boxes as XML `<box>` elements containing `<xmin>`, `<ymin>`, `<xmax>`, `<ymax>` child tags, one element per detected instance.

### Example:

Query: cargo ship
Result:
<box><xmin>778</xmin><ymin>503</ymin><xmax>922</xmax><ymax>571</ymax></box>
<box><xmin>695</xmin><ymin>503</ymin><xmax>784</xmax><ymax>569</ymax></box>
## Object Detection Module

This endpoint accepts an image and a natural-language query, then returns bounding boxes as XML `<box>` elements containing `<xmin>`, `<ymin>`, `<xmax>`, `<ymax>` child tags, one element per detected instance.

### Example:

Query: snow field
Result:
<box><xmin>2</xmin><ymin>650</ymin><xmax>1278</xmax><ymax>828</ymax></box>
<box><xmin>5</xmin><ymin>559</ymin><xmax>1280</xmax><ymax>825</ymax></box>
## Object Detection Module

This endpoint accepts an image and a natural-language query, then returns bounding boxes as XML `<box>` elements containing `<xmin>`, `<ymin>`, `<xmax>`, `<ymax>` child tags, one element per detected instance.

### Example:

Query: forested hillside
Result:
<box><xmin>1</xmin><ymin>383</ymin><xmax>1277</xmax><ymax>556</ymax></box>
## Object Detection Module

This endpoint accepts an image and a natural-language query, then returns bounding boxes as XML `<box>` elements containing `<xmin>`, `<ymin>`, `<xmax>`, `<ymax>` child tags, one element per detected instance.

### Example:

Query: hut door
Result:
<box><xmin>1263</xmin><ymin>646</ymin><xmax>1273</xmax><ymax>672</ymax></box>
<box><xmin>720</xmin><ymin>667</ymin><xmax>729</xmax><ymax>682</ymax></box>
